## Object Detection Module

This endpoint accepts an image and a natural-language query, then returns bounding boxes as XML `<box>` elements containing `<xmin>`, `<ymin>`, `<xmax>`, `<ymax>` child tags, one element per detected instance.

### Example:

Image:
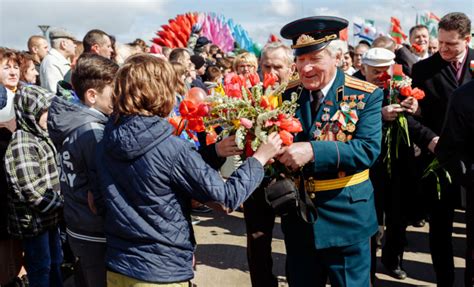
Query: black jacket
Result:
<box><xmin>437</xmin><ymin>80</ymin><xmax>474</xmax><ymax>186</ymax></box>
<box><xmin>412</xmin><ymin>48</ymin><xmax>474</xmax><ymax>145</ymax></box>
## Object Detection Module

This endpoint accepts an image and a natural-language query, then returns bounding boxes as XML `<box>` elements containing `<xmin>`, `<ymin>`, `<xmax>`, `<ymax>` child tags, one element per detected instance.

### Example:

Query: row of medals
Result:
<box><xmin>313</xmin><ymin>95</ymin><xmax>366</xmax><ymax>142</ymax></box>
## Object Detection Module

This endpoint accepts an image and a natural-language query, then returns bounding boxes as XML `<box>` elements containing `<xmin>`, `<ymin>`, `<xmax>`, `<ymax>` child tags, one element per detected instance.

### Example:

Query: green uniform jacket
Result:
<box><xmin>283</xmin><ymin>69</ymin><xmax>383</xmax><ymax>249</ymax></box>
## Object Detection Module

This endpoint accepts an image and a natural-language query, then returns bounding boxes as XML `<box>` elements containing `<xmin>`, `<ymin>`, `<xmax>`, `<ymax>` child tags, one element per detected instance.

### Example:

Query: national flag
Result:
<box><xmin>353</xmin><ymin>20</ymin><xmax>378</xmax><ymax>43</ymax></box>
<box><xmin>390</xmin><ymin>17</ymin><xmax>407</xmax><ymax>44</ymax></box>
<box><xmin>339</xmin><ymin>27</ymin><xmax>348</xmax><ymax>41</ymax></box>
<box><xmin>417</xmin><ymin>11</ymin><xmax>440</xmax><ymax>38</ymax></box>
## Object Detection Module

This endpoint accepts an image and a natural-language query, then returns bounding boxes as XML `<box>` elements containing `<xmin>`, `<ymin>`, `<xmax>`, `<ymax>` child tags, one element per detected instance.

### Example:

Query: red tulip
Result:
<box><xmin>179</xmin><ymin>100</ymin><xmax>197</xmax><ymax>117</ymax></box>
<box><xmin>279</xmin><ymin>117</ymin><xmax>303</xmax><ymax>133</ymax></box>
<box><xmin>279</xmin><ymin>130</ymin><xmax>294</xmax><ymax>146</ymax></box>
<box><xmin>247</xmin><ymin>73</ymin><xmax>260</xmax><ymax>87</ymax></box>
<box><xmin>225</xmin><ymin>83</ymin><xmax>243</xmax><ymax>98</ymax></box>
<box><xmin>411</xmin><ymin>88</ymin><xmax>425</xmax><ymax>100</ymax></box>
<box><xmin>263</xmin><ymin>73</ymin><xmax>278</xmax><ymax>89</ymax></box>
<box><xmin>412</xmin><ymin>43</ymin><xmax>423</xmax><ymax>53</ymax></box>
<box><xmin>400</xmin><ymin>86</ymin><xmax>412</xmax><ymax>97</ymax></box>
<box><xmin>206</xmin><ymin>129</ymin><xmax>218</xmax><ymax>145</ymax></box>
<box><xmin>196</xmin><ymin>103</ymin><xmax>210</xmax><ymax>117</ymax></box>
<box><xmin>260</xmin><ymin>96</ymin><xmax>271</xmax><ymax>109</ymax></box>
<box><xmin>187</xmin><ymin>118</ymin><xmax>205</xmax><ymax>132</ymax></box>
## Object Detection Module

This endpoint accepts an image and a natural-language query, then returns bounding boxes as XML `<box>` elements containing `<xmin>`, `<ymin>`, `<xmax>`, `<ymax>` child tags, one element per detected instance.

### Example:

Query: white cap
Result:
<box><xmin>362</xmin><ymin>47</ymin><xmax>395</xmax><ymax>67</ymax></box>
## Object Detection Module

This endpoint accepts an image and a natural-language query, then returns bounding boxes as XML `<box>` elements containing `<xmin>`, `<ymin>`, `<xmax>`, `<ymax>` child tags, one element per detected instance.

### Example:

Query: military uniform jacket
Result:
<box><xmin>283</xmin><ymin>69</ymin><xmax>383</xmax><ymax>249</ymax></box>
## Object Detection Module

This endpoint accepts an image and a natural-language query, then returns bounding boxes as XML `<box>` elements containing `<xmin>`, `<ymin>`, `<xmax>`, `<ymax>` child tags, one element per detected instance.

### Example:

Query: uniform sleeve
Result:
<box><xmin>170</xmin><ymin>145</ymin><xmax>264</xmax><ymax>210</ymax></box>
<box><xmin>309</xmin><ymin>88</ymin><xmax>383</xmax><ymax>173</ymax></box>
<box><xmin>5</xmin><ymin>138</ymin><xmax>62</xmax><ymax>213</ymax></box>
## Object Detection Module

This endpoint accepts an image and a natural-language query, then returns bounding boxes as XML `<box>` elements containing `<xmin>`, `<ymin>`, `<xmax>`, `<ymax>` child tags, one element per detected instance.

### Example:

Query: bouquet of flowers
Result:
<box><xmin>383</xmin><ymin>64</ymin><xmax>425</xmax><ymax>174</ymax></box>
<box><xmin>172</xmin><ymin>73</ymin><xmax>303</xmax><ymax>159</ymax></box>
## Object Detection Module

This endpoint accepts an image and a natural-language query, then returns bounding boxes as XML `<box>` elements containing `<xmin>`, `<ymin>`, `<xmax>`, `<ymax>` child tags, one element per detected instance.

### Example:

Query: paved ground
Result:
<box><xmin>64</xmin><ymin>210</ymin><xmax>467</xmax><ymax>287</ymax></box>
<box><xmin>192</xmin><ymin>209</ymin><xmax>467</xmax><ymax>287</ymax></box>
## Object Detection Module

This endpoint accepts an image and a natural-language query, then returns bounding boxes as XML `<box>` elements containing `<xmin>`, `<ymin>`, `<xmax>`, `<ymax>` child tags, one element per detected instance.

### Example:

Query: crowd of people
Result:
<box><xmin>0</xmin><ymin>10</ymin><xmax>473</xmax><ymax>287</ymax></box>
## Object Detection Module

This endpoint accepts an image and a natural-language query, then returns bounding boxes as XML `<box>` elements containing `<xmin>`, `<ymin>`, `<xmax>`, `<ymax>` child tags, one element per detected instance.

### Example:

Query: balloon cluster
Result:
<box><xmin>153</xmin><ymin>12</ymin><xmax>262</xmax><ymax>55</ymax></box>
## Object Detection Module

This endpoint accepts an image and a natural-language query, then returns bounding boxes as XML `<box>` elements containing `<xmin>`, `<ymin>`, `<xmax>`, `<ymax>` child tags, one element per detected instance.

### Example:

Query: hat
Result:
<box><xmin>49</xmin><ymin>28</ymin><xmax>77</xmax><ymax>41</ymax></box>
<box><xmin>280</xmin><ymin>16</ymin><xmax>348</xmax><ymax>56</ymax></box>
<box><xmin>362</xmin><ymin>48</ymin><xmax>395</xmax><ymax>67</ymax></box>
<box><xmin>195</xmin><ymin>37</ymin><xmax>211</xmax><ymax>49</ymax></box>
<box><xmin>191</xmin><ymin>55</ymin><xmax>206</xmax><ymax>69</ymax></box>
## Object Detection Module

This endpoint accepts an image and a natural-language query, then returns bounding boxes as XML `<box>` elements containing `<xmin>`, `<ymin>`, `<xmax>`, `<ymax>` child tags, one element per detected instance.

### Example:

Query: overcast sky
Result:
<box><xmin>1</xmin><ymin>0</ymin><xmax>473</xmax><ymax>51</ymax></box>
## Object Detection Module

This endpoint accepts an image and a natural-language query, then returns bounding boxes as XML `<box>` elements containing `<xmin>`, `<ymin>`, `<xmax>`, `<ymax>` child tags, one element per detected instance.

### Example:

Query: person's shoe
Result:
<box><xmin>382</xmin><ymin>262</ymin><xmax>407</xmax><ymax>280</ymax></box>
<box><xmin>191</xmin><ymin>204</ymin><xmax>212</xmax><ymax>214</ymax></box>
<box><xmin>191</xmin><ymin>215</ymin><xmax>201</xmax><ymax>225</ymax></box>
<box><xmin>412</xmin><ymin>219</ymin><xmax>426</xmax><ymax>228</ymax></box>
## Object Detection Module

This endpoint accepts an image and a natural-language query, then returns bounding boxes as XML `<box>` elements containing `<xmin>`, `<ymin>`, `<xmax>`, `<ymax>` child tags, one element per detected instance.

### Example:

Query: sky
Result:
<box><xmin>0</xmin><ymin>0</ymin><xmax>473</xmax><ymax>51</ymax></box>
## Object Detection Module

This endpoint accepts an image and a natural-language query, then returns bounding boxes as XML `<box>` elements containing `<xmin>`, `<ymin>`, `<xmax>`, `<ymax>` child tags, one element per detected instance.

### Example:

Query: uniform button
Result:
<box><xmin>310</xmin><ymin>193</ymin><xmax>316</xmax><ymax>199</ymax></box>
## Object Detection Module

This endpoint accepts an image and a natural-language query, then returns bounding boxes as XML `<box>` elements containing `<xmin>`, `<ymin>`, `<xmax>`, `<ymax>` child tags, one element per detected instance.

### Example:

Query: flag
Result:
<box><xmin>353</xmin><ymin>20</ymin><xmax>378</xmax><ymax>43</ymax></box>
<box><xmin>390</xmin><ymin>17</ymin><xmax>407</xmax><ymax>44</ymax></box>
<box><xmin>339</xmin><ymin>27</ymin><xmax>348</xmax><ymax>41</ymax></box>
<box><xmin>417</xmin><ymin>11</ymin><xmax>440</xmax><ymax>38</ymax></box>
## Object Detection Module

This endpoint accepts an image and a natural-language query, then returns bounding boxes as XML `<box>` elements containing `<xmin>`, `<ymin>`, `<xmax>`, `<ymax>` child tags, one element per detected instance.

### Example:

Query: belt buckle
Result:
<box><xmin>305</xmin><ymin>177</ymin><xmax>316</xmax><ymax>199</ymax></box>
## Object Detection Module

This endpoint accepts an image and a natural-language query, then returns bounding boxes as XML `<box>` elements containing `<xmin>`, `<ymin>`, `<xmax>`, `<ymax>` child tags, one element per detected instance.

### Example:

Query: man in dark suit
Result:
<box><xmin>437</xmin><ymin>80</ymin><xmax>474</xmax><ymax>287</ymax></box>
<box><xmin>279</xmin><ymin>16</ymin><xmax>383</xmax><ymax>286</ymax></box>
<box><xmin>411</xmin><ymin>12</ymin><xmax>474</xmax><ymax>286</ymax></box>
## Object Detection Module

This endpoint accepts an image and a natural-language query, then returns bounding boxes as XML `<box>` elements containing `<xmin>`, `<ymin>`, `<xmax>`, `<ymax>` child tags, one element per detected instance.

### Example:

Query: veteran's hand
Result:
<box><xmin>215</xmin><ymin>135</ymin><xmax>243</xmax><ymax>157</ymax></box>
<box><xmin>277</xmin><ymin>142</ymin><xmax>314</xmax><ymax>170</ymax></box>
<box><xmin>400</xmin><ymin>96</ymin><xmax>419</xmax><ymax>115</ymax></box>
<box><xmin>382</xmin><ymin>104</ymin><xmax>404</xmax><ymax>121</ymax></box>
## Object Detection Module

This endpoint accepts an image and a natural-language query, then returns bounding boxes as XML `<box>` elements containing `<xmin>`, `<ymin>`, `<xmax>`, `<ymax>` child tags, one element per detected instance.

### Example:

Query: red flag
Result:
<box><xmin>339</xmin><ymin>27</ymin><xmax>348</xmax><ymax>41</ymax></box>
<box><xmin>389</xmin><ymin>17</ymin><xmax>407</xmax><ymax>44</ymax></box>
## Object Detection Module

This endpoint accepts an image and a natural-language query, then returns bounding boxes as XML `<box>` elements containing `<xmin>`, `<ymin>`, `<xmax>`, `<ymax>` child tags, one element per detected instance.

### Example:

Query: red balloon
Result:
<box><xmin>185</xmin><ymin>87</ymin><xmax>207</xmax><ymax>104</ymax></box>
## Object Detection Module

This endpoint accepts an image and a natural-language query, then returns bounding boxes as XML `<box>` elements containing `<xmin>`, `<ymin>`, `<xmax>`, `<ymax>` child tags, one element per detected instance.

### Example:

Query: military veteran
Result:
<box><xmin>278</xmin><ymin>16</ymin><xmax>383</xmax><ymax>286</ymax></box>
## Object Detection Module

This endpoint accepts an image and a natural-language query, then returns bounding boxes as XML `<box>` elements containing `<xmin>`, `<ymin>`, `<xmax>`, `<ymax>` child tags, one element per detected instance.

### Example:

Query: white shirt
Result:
<box><xmin>40</xmin><ymin>48</ymin><xmax>71</xmax><ymax>94</ymax></box>
<box><xmin>310</xmin><ymin>70</ymin><xmax>338</xmax><ymax>103</ymax></box>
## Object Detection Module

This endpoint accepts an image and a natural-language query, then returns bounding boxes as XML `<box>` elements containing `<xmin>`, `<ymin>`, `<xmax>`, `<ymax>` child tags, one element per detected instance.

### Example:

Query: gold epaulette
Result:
<box><xmin>344</xmin><ymin>75</ymin><xmax>378</xmax><ymax>93</ymax></box>
<box><xmin>286</xmin><ymin>73</ymin><xmax>301</xmax><ymax>90</ymax></box>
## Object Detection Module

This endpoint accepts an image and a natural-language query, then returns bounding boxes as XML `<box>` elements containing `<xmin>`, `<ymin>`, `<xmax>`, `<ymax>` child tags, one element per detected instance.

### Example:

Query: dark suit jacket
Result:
<box><xmin>412</xmin><ymin>48</ymin><xmax>474</xmax><ymax>147</ymax></box>
<box><xmin>436</xmin><ymin>80</ymin><xmax>474</xmax><ymax>186</ymax></box>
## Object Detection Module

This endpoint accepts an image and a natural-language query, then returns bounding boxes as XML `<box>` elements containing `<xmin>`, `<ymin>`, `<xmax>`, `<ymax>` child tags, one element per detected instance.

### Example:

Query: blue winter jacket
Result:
<box><xmin>96</xmin><ymin>115</ymin><xmax>264</xmax><ymax>283</ymax></box>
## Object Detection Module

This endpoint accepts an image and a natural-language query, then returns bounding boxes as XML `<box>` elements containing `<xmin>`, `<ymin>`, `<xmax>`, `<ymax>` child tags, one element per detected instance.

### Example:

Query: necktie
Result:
<box><xmin>311</xmin><ymin>90</ymin><xmax>324</xmax><ymax>119</ymax></box>
<box><xmin>451</xmin><ymin>61</ymin><xmax>462</xmax><ymax>81</ymax></box>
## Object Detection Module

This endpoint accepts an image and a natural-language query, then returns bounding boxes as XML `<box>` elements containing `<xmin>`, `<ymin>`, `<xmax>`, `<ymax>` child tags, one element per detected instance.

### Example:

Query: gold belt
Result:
<box><xmin>295</xmin><ymin>169</ymin><xmax>369</xmax><ymax>194</ymax></box>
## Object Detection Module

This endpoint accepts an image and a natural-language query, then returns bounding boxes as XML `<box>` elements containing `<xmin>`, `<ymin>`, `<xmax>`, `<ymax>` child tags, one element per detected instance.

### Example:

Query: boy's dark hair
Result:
<box><xmin>83</xmin><ymin>29</ymin><xmax>110</xmax><ymax>53</ymax></box>
<box><xmin>438</xmin><ymin>12</ymin><xmax>471</xmax><ymax>37</ymax></box>
<box><xmin>71</xmin><ymin>53</ymin><xmax>118</xmax><ymax>101</ymax></box>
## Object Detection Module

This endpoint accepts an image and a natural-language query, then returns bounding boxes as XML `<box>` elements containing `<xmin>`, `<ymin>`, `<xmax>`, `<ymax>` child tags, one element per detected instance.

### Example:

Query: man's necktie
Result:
<box><xmin>451</xmin><ymin>61</ymin><xmax>462</xmax><ymax>82</ymax></box>
<box><xmin>311</xmin><ymin>90</ymin><xmax>324</xmax><ymax>119</ymax></box>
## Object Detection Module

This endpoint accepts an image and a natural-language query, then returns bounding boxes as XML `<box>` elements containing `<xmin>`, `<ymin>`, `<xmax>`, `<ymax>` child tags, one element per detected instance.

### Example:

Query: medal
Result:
<box><xmin>346</xmin><ymin>122</ymin><xmax>356</xmax><ymax>133</ymax></box>
<box><xmin>331</xmin><ymin>123</ymin><xmax>340</xmax><ymax>134</ymax></box>
<box><xmin>357</xmin><ymin>101</ymin><xmax>366</xmax><ymax>110</ymax></box>
<box><xmin>336</xmin><ymin>130</ymin><xmax>346</xmax><ymax>142</ymax></box>
<box><xmin>340</xmin><ymin>102</ymin><xmax>350</xmax><ymax>113</ymax></box>
<box><xmin>321</xmin><ymin>113</ymin><xmax>330</xmax><ymax>122</ymax></box>
<box><xmin>349</xmin><ymin>95</ymin><xmax>357</xmax><ymax>109</ymax></box>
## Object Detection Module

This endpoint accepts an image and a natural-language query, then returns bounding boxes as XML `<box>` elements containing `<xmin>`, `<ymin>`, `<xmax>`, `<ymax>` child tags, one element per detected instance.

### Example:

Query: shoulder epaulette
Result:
<box><xmin>285</xmin><ymin>73</ymin><xmax>301</xmax><ymax>90</ymax></box>
<box><xmin>344</xmin><ymin>75</ymin><xmax>378</xmax><ymax>93</ymax></box>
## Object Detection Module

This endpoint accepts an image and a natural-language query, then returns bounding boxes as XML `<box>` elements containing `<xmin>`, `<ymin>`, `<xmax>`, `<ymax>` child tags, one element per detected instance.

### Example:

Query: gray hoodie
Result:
<box><xmin>48</xmin><ymin>84</ymin><xmax>107</xmax><ymax>242</ymax></box>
